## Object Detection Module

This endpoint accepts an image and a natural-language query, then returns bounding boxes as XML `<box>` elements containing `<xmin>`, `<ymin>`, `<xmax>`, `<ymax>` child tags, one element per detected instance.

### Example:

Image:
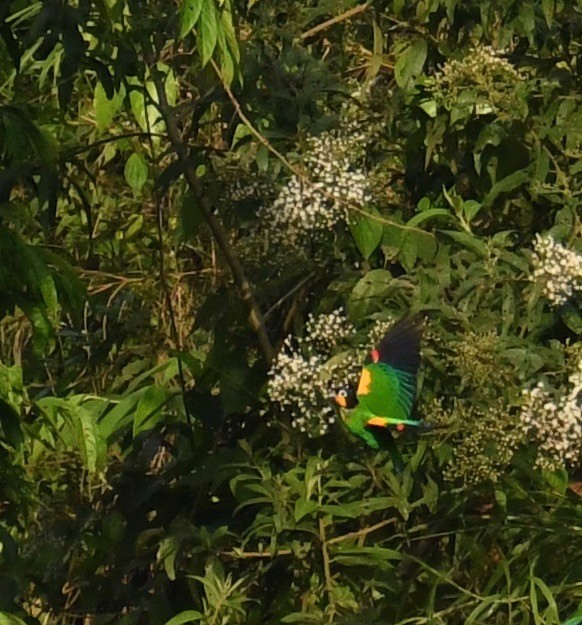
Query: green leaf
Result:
<box><xmin>407</xmin><ymin>208</ymin><xmax>451</xmax><ymax>227</ymax></box>
<box><xmin>563</xmin><ymin>601</ymin><xmax>582</xmax><ymax>625</ymax></box>
<box><xmin>348</xmin><ymin>269</ymin><xmax>394</xmax><ymax>319</ymax></box>
<box><xmin>0</xmin><ymin>613</ymin><xmax>29</xmax><ymax>625</ymax></box>
<box><xmin>440</xmin><ymin>230</ymin><xmax>487</xmax><ymax>256</ymax></box>
<box><xmin>463</xmin><ymin>200</ymin><xmax>482</xmax><ymax>222</ymax></box>
<box><xmin>366</xmin><ymin>19</ymin><xmax>383</xmax><ymax>83</ymax></box>
<box><xmin>256</xmin><ymin>144</ymin><xmax>269</xmax><ymax>172</ymax></box>
<box><xmin>394</xmin><ymin>38</ymin><xmax>427</xmax><ymax>89</ymax></box>
<box><xmin>542</xmin><ymin>0</ymin><xmax>555</xmax><ymax>26</ymax></box>
<box><xmin>281</xmin><ymin>614</ymin><xmax>321</xmax><ymax>624</ymax></box>
<box><xmin>133</xmin><ymin>385</ymin><xmax>168</xmax><ymax>437</ymax></box>
<box><xmin>483</xmin><ymin>169</ymin><xmax>530</xmax><ymax>208</ymax></box>
<box><xmin>74</xmin><ymin>404</ymin><xmax>100</xmax><ymax>473</ymax></box>
<box><xmin>331</xmin><ymin>546</ymin><xmax>402</xmax><ymax>570</ymax></box>
<box><xmin>559</xmin><ymin>307</ymin><xmax>582</xmax><ymax>334</ymax></box>
<box><xmin>124</xmin><ymin>153</ymin><xmax>149</xmax><ymax>194</ymax></box>
<box><xmin>294</xmin><ymin>498</ymin><xmax>317</xmax><ymax>522</ymax></box>
<box><xmin>94</xmin><ymin>83</ymin><xmax>123</xmax><ymax>131</ymax></box>
<box><xmin>197</xmin><ymin>0</ymin><xmax>218</xmax><ymax>67</ymax></box>
<box><xmin>179</xmin><ymin>0</ymin><xmax>204</xmax><ymax>38</ymax></box>
<box><xmin>157</xmin><ymin>535</ymin><xmax>180</xmax><ymax>581</ymax></box>
<box><xmin>164</xmin><ymin>611</ymin><xmax>204</xmax><ymax>625</ymax></box>
<box><xmin>98</xmin><ymin>391</ymin><xmax>145</xmax><ymax>441</ymax></box>
<box><xmin>533</xmin><ymin>577</ymin><xmax>559</xmax><ymax>622</ymax></box>
<box><xmin>399</xmin><ymin>230</ymin><xmax>437</xmax><ymax>270</ymax></box>
<box><xmin>350</xmin><ymin>207</ymin><xmax>383</xmax><ymax>259</ymax></box>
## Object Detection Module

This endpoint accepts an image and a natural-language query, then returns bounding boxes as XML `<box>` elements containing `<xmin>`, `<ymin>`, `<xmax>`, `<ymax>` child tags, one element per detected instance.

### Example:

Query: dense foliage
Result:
<box><xmin>0</xmin><ymin>1</ymin><xmax>581</xmax><ymax>624</ymax></box>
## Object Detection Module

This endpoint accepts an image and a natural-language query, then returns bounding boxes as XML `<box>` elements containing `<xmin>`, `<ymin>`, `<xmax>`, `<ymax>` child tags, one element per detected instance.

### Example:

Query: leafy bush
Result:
<box><xmin>0</xmin><ymin>1</ymin><xmax>581</xmax><ymax>624</ymax></box>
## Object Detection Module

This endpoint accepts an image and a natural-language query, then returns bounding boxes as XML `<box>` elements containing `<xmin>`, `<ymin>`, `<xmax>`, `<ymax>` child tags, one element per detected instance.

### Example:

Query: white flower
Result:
<box><xmin>257</xmin><ymin>96</ymin><xmax>375</xmax><ymax>247</ymax></box>
<box><xmin>304</xmin><ymin>308</ymin><xmax>354</xmax><ymax>353</ymax></box>
<box><xmin>520</xmin><ymin>358</ymin><xmax>582</xmax><ymax>470</ymax></box>
<box><xmin>530</xmin><ymin>235</ymin><xmax>582</xmax><ymax>307</ymax></box>
<box><xmin>266</xmin><ymin>310</ymin><xmax>359</xmax><ymax>437</ymax></box>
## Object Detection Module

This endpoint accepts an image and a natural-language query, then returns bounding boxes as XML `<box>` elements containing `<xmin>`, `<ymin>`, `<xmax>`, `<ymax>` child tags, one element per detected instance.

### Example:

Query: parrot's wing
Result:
<box><xmin>356</xmin><ymin>363</ymin><xmax>417</xmax><ymax>421</ymax></box>
<box><xmin>369</xmin><ymin>316</ymin><xmax>423</xmax><ymax>374</ymax></box>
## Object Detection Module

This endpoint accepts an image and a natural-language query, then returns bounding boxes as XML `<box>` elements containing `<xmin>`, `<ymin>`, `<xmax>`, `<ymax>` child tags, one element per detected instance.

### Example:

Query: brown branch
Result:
<box><xmin>300</xmin><ymin>3</ymin><xmax>371</xmax><ymax>40</ymax></box>
<box><xmin>219</xmin><ymin>517</ymin><xmax>398</xmax><ymax>560</ymax></box>
<box><xmin>220</xmin><ymin>548</ymin><xmax>293</xmax><ymax>559</ymax></box>
<box><xmin>149</xmin><ymin>67</ymin><xmax>275</xmax><ymax>362</ymax></box>
<box><xmin>327</xmin><ymin>517</ymin><xmax>397</xmax><ymax>544</ymax></box>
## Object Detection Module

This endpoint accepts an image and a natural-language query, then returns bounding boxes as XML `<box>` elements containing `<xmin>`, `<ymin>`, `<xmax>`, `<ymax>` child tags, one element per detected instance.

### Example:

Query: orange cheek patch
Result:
<box><xmin>357</xmin><ymin>368</ymin><xmax>372</xmax><ymax>395</ymax></box>
<box><xmin>334</xmin><ymin>394</ymin><xmax>347</xmax><ymax>407</ymax></box>
<box><xmin>396</xmin><ymin>423</ymin><xmax>406</xmax><ymax>432</ymax></box>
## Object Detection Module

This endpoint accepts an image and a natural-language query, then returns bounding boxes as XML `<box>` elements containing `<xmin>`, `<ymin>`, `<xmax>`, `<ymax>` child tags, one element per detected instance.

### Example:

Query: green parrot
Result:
<box><xmin>333</xmin><ymin>317</ymin><xmax>425</xmax><ymax>473</ymax></box>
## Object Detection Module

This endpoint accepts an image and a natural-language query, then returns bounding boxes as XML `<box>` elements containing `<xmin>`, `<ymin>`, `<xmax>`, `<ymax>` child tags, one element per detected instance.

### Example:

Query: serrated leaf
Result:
<box><xmin>124</xmin><ymin>152</ymin><xmax>149</xmax><ymax>194</ymax></box>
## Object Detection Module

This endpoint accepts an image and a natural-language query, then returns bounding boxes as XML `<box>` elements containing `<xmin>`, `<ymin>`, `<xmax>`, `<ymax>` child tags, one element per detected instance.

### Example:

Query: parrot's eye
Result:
<box><xmin>338</xmin><ymin>389</ymin><xmax>348</xmax><ymax>398</ymax></box>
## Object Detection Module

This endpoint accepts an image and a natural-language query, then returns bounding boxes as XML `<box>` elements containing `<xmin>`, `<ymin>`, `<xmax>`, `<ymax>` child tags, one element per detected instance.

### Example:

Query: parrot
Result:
<box><xmin>333</xmin><ymin>316</ymin><xmax>425</xmax><ymax>473</ymax></box>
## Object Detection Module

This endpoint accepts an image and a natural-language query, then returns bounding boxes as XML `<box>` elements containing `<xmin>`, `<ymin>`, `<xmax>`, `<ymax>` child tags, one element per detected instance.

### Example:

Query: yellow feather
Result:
<box><xmin>357</xmin><ymin>368</ymin><xmax>372</xmax><ymax>395</ymax></box>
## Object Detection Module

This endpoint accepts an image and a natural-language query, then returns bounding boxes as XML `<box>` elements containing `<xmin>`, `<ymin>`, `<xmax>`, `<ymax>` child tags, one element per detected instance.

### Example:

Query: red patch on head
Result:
<box><xmin>396</xmin><ymin>423</ymin><xmax>405</xmax><ymax>432</ymax></box>
<box><xmin>371</xmin><ymin>349</ymin><xmax>380</xmax><ymax>363</ymax></box>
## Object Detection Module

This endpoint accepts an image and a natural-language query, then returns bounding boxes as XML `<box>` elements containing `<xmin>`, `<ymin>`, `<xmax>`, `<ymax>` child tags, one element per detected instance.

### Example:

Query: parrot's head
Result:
<box><xmin>333</xmin><ymin>385</ymin><xmax>358</xmax><ymax>410</ymax></box>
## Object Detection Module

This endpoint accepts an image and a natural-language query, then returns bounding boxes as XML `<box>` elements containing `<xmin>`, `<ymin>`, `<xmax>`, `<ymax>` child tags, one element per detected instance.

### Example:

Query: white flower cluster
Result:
<box><xmin>428</xmin><ymin>45</ymin><xmax>527</xmax><ymax>118</ymax></box>
<box><xmin>530</xmin><ymin>234</ymin><xmax>582</xmax><ymax>307</ymax></box>
<box><xmin>433</xmin><ymin>45</ymin><xmax>522</xmax><ymax>83</ymax></box>
<box><xmin>258</xmin><ymin>97</ymin><xmax>374</xmax><ymax>248</ymax></box>
<box><xmin>367</xmin><ymin>318</ymin><xmax>395</xmax><ymax>348</ymax></box>
<box><xmin>304</xmin><ymin>308</ymin><xmax>354</xmax><ymax>353</ymax></box>
<box><xmin>267</xmin><ymin>309</ymin><xmax>359</xmax><ymax>437</ymax></box>
<box><xmin>520</xmin><ymin>359</ymin><xmax>582</xmax><ymax>471</ymax></box>
<box><xmin>230</xmin><ymin>178</ymin><xmax>273</xmax><ymax>203</ymax></box>
<box><xmin>267</xmin><ymin>347</ymin><xmax>336</xmax><ymax>436</ymax></box>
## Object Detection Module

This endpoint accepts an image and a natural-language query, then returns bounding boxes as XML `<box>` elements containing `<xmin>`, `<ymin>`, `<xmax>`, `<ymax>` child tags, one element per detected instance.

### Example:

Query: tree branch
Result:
<box><xmin>149</xmin><ymin>69</ymin><xmax>275</xmax><ymax>362</ymax></box>
<box><xmin>300</xmin><ymin>2</ymin><xmax>371</xmax><ymax>40</ymax></box>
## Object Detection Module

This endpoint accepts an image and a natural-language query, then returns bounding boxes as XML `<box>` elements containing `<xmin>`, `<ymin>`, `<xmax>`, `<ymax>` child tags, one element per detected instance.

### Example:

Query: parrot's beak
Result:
<box><xmin>334</xmin><ymin>394</ymin><xmax>347</xmax><ymax>408</ymax></box>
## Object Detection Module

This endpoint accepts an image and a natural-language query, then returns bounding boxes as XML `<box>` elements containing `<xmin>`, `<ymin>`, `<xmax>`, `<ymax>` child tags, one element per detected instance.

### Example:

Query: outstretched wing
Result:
<box><xmin>355</xmin><ymin>316</ymin><xmax>423</xmax><ymax>423</ymax></box>
<box><xmin>369</xmin><ymin>316</ymin><xmax>422</xmax><ymax>373</ymax></box>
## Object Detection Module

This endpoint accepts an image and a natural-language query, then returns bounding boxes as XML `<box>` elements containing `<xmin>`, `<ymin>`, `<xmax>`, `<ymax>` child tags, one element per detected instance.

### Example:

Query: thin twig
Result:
<box><xmin>149</xmin><ymin>63</ymin><xmax>275</xmax><ymax>362</ymax></box>
<box><xmin>319</xmin><ymin>517</ymin><xmax>335</xmax><ymax>623</ymax></box>
<box><xmin>220</xmin><ymin>548</ymin><xmax>293</xmax><ymax>559</ymax></box>
<box><xmin>264</xmin><ymin>272</ymin><xmax>317</xmax><ymax>319</ymax></box>
<box><xmin>143</xmin><ymin>84</ymin><xmax>196</xmax><ymax>435</ymax></box>
<box><xmin>327</xmin><ymin>517</ymin><xmax>397</xmax><ymax>544</ymax></box>
<box><xmin>300</xmin><ymin>3</ymin><xmax>371</xmax><ymax>40</ymax></box>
